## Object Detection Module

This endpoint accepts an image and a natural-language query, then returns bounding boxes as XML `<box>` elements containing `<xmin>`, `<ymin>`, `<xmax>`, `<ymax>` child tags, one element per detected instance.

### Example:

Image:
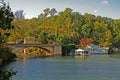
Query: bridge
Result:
<box><xmin>7</xmin><ymin>44</ymin><xmax>62</xmax><ymax>56</ymax></box>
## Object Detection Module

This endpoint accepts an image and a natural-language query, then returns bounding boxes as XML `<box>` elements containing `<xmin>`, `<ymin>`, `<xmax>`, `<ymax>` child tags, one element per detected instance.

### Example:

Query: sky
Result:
<box><xmin>2</xmin><ymin>0</ymin><xmax>120</xmax><ymax>19</ymax></box>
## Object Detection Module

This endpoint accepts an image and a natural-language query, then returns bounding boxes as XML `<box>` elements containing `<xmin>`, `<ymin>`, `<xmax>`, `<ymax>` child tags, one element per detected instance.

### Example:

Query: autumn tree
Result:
<box><xmin>80</xmin><ymin>38</ymin><xmax>93</xmax><ymax>48</ymax></box>
<box><xmin>37</xmin><ymin>31</ymin><xmax>48</xmax><ymax>44</ymax></box>
<box><xmin>10</xmin><ymin>7</ymin><xmax>120</xmax><ymax>48</ymax></box>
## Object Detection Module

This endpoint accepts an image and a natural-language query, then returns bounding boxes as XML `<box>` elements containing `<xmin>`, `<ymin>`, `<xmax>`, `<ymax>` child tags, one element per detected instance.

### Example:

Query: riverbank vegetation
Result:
<box><xmin>62</xmin><ymin>44</ymin><xmax>75</xmax><ymax>56</ymax></box>
<box><xmin>0</xmin><ymin>47</ymin><xmax>16</xmax><ymax>63</ymax></box>
<box><xmin>7</xmin><ymin>8</ymin><xmax>120</xmax><ymax>54</ymax></box>
<box><xmin>0</xmin><ymin>69</ymin><xmax>17</xmax><ymax>80</ymax></box>
<box><xmin>1</xmin><ymin>1</ymin><xmax>119</xmax><ymax>80</ymax></box>
<box><xmin>0</xmin><ymin>2</ymin><xmax>16</xmax><ymax>65</ymax></box>
<box><xmin>0</xmin><ymin>2</ymin><xmax>17</xmax><ymax>80</ymax></box>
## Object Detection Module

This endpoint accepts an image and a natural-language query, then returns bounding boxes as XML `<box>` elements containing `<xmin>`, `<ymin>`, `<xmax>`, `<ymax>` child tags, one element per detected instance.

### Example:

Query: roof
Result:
<box><xmin>75</xmin><ymin>48</ymin><xmax>88</xmax><ymax>52</ymax></box>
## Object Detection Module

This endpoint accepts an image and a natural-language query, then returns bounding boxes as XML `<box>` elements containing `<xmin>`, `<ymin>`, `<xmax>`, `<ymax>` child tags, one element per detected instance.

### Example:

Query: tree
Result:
<box><xmin>0</xmin><ymin>3</ymin><xmax>14</xmax><ymax>30</ymax></box>
<box><xmin>14</xmin><ymin>10</ymin><xmax>25</xmax><ymax>20</ymax></box>
<box><xmin>49</xmin><ymin>8</ymin><xmax>57</xmax><ymax>16</ymax></box>
<box><xmin>9</xmin><ymin>7</ymin><xmax>120</xmax><ymax>48</ymax></box>
<box><xmin>43</xmin><ymin>8</ymin><xmax>50</xmax><ymax>17</ymax></box>
<box><xmin>79</xmin><ymin>38</ymin><xmax>93</xmax><ymax>48</ymax></box>
<box><xmin>112</xmin><ymin>19</ymin><xmax>120</xmax><ymax>48</ymax></box>
<box><xmin>0</xmin><ymin>2</ymin><xmax>17</xmax><ymax>79</ymax></box>
<box><xmin>37</xmin><ymin>31</ymin><xmax>48</xmax><ymax>44</ymax></box>
<box><xmin>81</xmin><ymin>24</ymin><xmax>91</xmax><ymax>38</ymax></box>
<box><xmin>103</xmin><ymin>30</ymin><xmax>112</xmax><ymax>47</ymax></box>
<box><xmin>38</xmin><ymin>13</ymin><xmax>44</xmax><ymax>18</ymax></box>
<box><xmin>93</xmin><ymin>21</ymin><xmax>108</xmax><ymax>43</ymax></box>
<box><xmin>0</xmin><ymin>2</ymin><xmax>14</xmax><ymax>45</ymax></box>
<box><xmin>0</xmin><ymin>69</ymin><xmax>17</xmax><ymax>80</ymax></box>
<box><xmin>63</xmin><ymin>8</ymin><xmax>73</xmax><ymax>17</ymax></box>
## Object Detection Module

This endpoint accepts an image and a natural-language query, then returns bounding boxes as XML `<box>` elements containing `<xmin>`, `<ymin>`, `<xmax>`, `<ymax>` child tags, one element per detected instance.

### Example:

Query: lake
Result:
<box><xmin>3</xmin><ymin>55</ymin><xmax>120</xmax><ymax>80</ymax></box>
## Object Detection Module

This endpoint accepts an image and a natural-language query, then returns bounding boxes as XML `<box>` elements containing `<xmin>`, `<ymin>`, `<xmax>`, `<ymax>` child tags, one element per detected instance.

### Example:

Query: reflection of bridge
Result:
<box><xmin>7</xmin><ymin>44</ymin><xmax>62</xmax><ymax>55</ymax></box>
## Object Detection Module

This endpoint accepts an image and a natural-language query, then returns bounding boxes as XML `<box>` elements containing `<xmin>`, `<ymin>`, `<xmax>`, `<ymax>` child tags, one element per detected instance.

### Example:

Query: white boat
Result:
<box><xmin>75</xmin><ymin>48</ymin><xmax>89</xmax><ymax>56</ymax></box>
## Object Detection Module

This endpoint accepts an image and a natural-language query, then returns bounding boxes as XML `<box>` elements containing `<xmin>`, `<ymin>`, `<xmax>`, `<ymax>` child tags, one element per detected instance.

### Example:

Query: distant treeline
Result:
<box><xmin>8</xmin><ymin>8</ymin><xmax>120</xmax><ymax>48</ymax></box>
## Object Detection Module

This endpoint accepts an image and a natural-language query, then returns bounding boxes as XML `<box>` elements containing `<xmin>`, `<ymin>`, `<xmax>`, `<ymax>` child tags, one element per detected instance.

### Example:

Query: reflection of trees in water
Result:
<box><xmin>16</xmin><ymin>47</ymin><xmax>52</xmax><ymax>57</ymax></box>
<box><xmin>109</xmin><ymin>54</ymin><xmax>120</xmax><ymax>59</ymax></box>
<box><xmin>26</xmin><ymin>47</ymin><xmax>50</xmax><ymax>56</ymax></box>
<box><xmin>75</xmin><ymin>56</ymin><xmax>88</xmax><ymax>61</ymax></box>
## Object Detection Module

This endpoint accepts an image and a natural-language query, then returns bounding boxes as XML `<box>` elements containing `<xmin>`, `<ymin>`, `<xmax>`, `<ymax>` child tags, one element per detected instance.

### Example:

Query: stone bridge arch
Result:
<box><xmin>7</xmin><ymin>44</ymin><xmax>62</xmax><ymax>56</ymax></box>
<box><xmin>14</xmin><ymin>46</ymin><xmax>52</xmax><ymax>55</ymax></box>
<box><xmin>24</xmin><ymin>46</ymin><xmax>54</xmax><ymax>56</ymax></box>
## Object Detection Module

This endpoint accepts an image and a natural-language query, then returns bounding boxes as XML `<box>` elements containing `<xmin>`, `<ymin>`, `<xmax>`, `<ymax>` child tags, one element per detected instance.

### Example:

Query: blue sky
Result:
<box><xmin>3</xmin><ymin>0</ymin><xmax>120</xmax><ymax>19</ymax></box>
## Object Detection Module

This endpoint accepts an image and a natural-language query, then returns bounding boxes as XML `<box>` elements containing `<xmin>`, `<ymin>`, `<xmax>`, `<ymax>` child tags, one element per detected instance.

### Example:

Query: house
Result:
<box><xmin>24</xmin><ymin>37</ymin><xmax>36</xmax><ymax>44</ymax></box>
<box><xmin>87</xmin><ymin>44</ymin><xmax>109</xmax><ymax>54</ymax></box>
<box><xmin>75</xmin><ymin>48</ymin><xmax>89</xmax><ymax>56</ymax></box>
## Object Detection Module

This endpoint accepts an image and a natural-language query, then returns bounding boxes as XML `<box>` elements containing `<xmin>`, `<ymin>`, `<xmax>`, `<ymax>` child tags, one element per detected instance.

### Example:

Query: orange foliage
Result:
<box><xmin>99</xmin><ymin>43</ymin><xmax>104</xmax><ymax>47</ymax></box>
<box><xmin>48</xmin><ymin>40</ymin><xmax>53</xmax><ymax>44</ymax></box>
<box><xmin>80</xmin><ymin>38</ymin><xmax>93</xmax><ymax>48</ymax></box>
<box><xmin>86</xmin><ymin>38</ymin><xmax>93</xmax><ymax>45</ymax></box>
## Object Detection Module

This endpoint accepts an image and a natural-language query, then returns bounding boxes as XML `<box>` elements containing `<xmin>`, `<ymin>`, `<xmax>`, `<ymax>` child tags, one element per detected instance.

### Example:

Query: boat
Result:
<box><xmin>74</xmin><ymin>48</ymin><xmax>89</xmax><ymax>56</ymax></box>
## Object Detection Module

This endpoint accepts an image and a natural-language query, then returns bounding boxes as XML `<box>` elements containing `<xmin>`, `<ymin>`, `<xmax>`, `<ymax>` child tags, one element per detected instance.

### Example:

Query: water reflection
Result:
<box><xmin>74</xmin><ymin>55</ymin><xmax>88</xmax><ymax>61</ymax></box>
<box><xmin>3</xmin><ymin>55</ymin><xmax>120</xmax><ymax>80</ymax></box>
<box><xmin>16</xmin><ymin>54</ymin><xmax>39</xmax><ymax>61</ymax></box>
<box><xmin>109</xmin><ymin>54</ymin><xmax>120</xmax><ymax>59</ymax></box>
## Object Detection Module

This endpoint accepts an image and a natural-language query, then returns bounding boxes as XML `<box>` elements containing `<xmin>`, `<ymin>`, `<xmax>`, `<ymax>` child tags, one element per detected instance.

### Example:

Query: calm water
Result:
<box><xmin>4</xmin><ymin>55</ymin><xmax>120</xmax><ymax>80</ymax></box>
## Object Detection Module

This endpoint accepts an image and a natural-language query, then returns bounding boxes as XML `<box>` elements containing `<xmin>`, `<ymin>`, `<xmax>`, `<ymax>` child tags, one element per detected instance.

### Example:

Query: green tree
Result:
<box><xmin>81</xmin><ymin>24</ymin><xmax>91</xmax><ymax>38</ymax></box>
<box><xmin>112</xmin><ymin>19</ymin><xmax>120</xmax><ymax>48</ymax></box>
<box><xmin>49</xmin><ymin>8</ymin><xmax>57</xmax><ymax>16</ymax></box>
<box><xmin>93</xmin><ymin>21</ymin><xmax>108</xmax><ymax>44</ymax></box>
<box><xmin>0</xmin><ymin>3</ymin><xmax>14</xmax><ymax>45</ymax></box>
<box><xmin>43</xmin><ymin>8</ymin><xmax>50</xmax><ymax>17</ymax></box>
<box><xmin>10</xmin><ymin>7</ymin><xmax>120</xmax><ymax>48</ymax></box>
<box><xmin>37</xmin><ymin>31</ymin><xmax>48</xmax><ymax>44</ymax></box>
<box><xmin>0</xmin><ymin>69</ymin><xmax>17</xmax><ymax>80</ymax></box>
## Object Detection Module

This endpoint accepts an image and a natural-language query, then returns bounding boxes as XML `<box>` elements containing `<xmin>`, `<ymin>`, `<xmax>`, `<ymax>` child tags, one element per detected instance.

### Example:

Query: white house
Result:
<box><xmin>75</xmin><ymin>48</ymin><xmax>89</xmax><ymax>56</ymax></box>
<box><xmin>87</xmin><ymin>44</ymin><xmax>109</xmax><ymax>54</ymax></box>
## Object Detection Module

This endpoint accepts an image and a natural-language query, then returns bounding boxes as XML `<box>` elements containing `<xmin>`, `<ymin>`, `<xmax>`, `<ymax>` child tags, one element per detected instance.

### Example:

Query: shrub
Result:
<box><xmin>0</xmin><ymin>69</ymin><xmax>17</xmax><ymax>80</ymax></box>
